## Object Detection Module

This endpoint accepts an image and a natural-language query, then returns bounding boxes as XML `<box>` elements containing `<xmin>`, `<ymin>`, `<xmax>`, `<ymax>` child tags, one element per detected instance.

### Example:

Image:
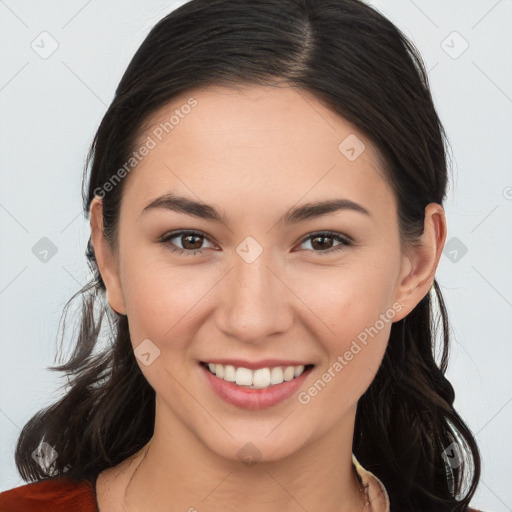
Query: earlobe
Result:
<box><xmin>89</xmin><ymin>196</ymin><xmax>127</xmax><ymax>315</ymax></box>
<box><xmin>105</xmin><ymin>288</ymin><xmax>124</xmax><ymax>316</ymax></box>
<box><xmin>392</xmin><ymin>203</ymin><xmax>447</xmax><ymax>322</ymax></box>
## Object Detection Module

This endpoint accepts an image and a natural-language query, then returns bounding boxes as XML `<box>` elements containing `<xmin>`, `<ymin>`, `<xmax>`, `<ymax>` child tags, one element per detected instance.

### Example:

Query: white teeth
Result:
<box><xmin>205</xmin><ymin>362</ymin><xmax>308</xmax><ymax>388</ymax></box>
<box><xmin>223</xmin><ymin>364</ymin><xmax>236</xmax><ymax>382</ymax></box>
<box><xmin>252</xmin><ymin>368</ymin><xmax>271</xmax><ymax>388</ymax></box>
<box><xmin>235</xmin><ymin>367</ymin><xmax>253</xmax><ymax>386</ymax></box>
<box><xmin>283</xmin><ymin>366</ymin><xmax>295</xmax><ymax>381</ymax></box>
<box><xmin>270</xmin><ymin>366</ymin><xmax>283</xmax><ymax>385</ymax></box>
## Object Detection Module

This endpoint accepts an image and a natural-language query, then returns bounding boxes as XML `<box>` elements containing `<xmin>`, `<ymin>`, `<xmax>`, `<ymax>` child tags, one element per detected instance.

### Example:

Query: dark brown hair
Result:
<box><xmin>14</xmin><ymin>1</ymin><xmax>481</xmax><ymax>510</ymax></box>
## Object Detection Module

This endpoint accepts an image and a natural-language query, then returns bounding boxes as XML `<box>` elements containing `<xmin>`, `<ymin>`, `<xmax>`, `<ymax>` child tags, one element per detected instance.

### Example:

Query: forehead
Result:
<box><xmin>121</xmin><ymin>84</ymin><xmax>396</xmax><ymax>221</ymax></box>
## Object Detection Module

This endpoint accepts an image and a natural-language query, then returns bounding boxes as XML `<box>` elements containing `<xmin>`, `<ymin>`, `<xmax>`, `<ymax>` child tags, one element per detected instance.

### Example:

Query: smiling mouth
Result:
<box><xmin>199</xmin><ymin>361</ymin><xmax>315</xmax><ymax>389</ymax></box>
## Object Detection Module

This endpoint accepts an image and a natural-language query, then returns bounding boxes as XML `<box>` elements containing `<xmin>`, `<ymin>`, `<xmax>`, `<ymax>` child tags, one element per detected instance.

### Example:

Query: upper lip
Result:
<box><xmin>200</xmin><ymin>358</ymin><xmax>313</xmax><ymax>370</ymax></box>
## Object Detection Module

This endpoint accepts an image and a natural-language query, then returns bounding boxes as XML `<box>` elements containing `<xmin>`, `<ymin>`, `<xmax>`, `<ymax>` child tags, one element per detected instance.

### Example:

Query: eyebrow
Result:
<box><xmin>139</xmin><ymin>192</ymin><xmax>371</xmax><ymax>225</ymax></box>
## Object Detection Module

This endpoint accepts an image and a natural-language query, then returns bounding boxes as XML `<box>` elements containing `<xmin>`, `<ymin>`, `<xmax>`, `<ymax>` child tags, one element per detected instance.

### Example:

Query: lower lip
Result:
<box><xmin>200</xmin><ymin>363</ymin><xmax>314</xmax><ymax>411</ymax></box>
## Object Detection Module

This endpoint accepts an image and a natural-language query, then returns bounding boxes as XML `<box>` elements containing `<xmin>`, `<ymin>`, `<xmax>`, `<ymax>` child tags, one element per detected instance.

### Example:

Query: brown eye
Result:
<box><xmin>298</xmin><ymin>231</ymin><xmax>352</xmax><ymax>254</ymax></box>
<box><xmin>160</xmin><ymin>230</ymin><xmax>215</xmax><ymax>255</ymax></box>
<box><xmin>180</xmin><ymin>233</ymin><xmax>203</xmax><ymax>250</ymax></box>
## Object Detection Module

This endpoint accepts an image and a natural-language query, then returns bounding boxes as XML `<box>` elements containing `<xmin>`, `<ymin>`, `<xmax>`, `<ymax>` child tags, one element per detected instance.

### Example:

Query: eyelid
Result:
<box><xmin>159</xmin><ymin>229</ymin><xmax>353</xmax><ymax>256</ymax></box>
<box><xmin>294</xmin><ymin>230</ymin><xmax>353</xmax><ymax>254</ymax></box>
<box><xmin>297</xmin><ymin>230</ymin><xmax>353</xmax><ymax>246</ymax></box>
<box><xmin>159</xmin><ymin>230</ymin><xmax>217</xmax><ymax>250</ymax></box>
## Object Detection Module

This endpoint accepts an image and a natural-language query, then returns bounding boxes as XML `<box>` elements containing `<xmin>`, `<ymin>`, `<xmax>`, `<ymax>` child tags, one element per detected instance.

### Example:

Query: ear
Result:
<box><xmin>392</xmin><ymin>203</ymin><xmax>447</xmax><ymax>322</ymax></box>
<box><xmin>89</xmin><ymin>196</ymin><xmax>127</xmax><ymax>315</ymax></box>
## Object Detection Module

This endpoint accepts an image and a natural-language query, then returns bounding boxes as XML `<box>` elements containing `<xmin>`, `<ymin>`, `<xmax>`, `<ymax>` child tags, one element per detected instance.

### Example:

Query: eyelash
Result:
<box><xmin>159</xmin><ymin>230</ymin><xmax>353</xmax><ymax>256</ymax></box>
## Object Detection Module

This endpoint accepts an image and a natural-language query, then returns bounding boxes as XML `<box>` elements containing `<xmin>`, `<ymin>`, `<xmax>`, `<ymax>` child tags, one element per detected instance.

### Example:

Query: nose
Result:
<box><xmin>214</xmin><ymin>249</ymin><xmax>294</xmax><ymax>345</ymax></box>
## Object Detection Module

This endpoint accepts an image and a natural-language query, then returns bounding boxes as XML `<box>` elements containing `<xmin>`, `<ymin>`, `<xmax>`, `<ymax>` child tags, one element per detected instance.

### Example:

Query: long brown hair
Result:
<box><xmin>14</xmin><ymin>1</ymin><xmax>480</xmax><ymax>510</ymax></box>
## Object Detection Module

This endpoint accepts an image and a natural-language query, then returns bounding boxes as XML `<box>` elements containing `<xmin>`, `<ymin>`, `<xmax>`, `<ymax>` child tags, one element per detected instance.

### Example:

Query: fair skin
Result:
<box><xmin>90</xmin><ymin>84</ymin><xmax>446</xmax><ymax>512</ymax></box>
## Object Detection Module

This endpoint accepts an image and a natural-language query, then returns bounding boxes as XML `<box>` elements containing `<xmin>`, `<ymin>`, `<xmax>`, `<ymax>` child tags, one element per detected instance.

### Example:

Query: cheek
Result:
<box><xmin>292</xmin><ymin>263</ymin><xmax>394</xmax><ymax>388</ymax></box>
<box><xmin>296</xmin><ymin>292</ymin><xmax>392</xmax><ymax>414</ymax></box>
<box><xmin>297</xmin><ymin>259</ymin><xmax>395</xmax><ymax>335</ymax></box>
<box><xmin>119</xmin><ymin>248</ymin><xmax>210</xmax><ymax>349</ymax></box>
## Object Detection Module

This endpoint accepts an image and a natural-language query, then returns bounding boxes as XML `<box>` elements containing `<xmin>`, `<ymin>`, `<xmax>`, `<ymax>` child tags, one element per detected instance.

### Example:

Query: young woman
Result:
<box><xmin>0</xmin><ymin>0</ymin><xmax>486</xmax><ymax>511</ymax></box>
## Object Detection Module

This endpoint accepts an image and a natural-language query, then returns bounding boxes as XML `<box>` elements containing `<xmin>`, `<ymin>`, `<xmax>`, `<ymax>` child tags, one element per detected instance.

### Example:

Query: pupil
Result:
<box><xmin>183</xmin><ymin>234</ymin><xmax>202</xmax><ymax>250</ymax></box>
<box><xmin>312</xmin><ymin>235</ymin><xmax>332</xmax><ymax>250</ymax></box>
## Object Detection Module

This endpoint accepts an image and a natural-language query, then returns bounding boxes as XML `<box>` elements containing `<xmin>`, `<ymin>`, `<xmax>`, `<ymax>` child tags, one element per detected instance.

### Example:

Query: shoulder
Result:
<box><xmin>0</xmin><ymin>476</ymin><xmax>98</xmax><ymax>512</ymax></box>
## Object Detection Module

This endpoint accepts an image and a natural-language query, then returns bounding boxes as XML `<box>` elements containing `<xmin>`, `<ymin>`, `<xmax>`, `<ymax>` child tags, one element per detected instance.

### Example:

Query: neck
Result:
<box><xmin>98</xmin><ymin>401</ymin><xmax>367</xmax><ymax>512</ymax></box>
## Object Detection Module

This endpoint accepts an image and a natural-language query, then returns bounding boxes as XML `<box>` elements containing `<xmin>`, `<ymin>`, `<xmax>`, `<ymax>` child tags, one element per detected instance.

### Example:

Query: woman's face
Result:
<box><xmin>92</xmin><ymin>84</ymin><xmax>438</xmax><ymax>463</ymax></box>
